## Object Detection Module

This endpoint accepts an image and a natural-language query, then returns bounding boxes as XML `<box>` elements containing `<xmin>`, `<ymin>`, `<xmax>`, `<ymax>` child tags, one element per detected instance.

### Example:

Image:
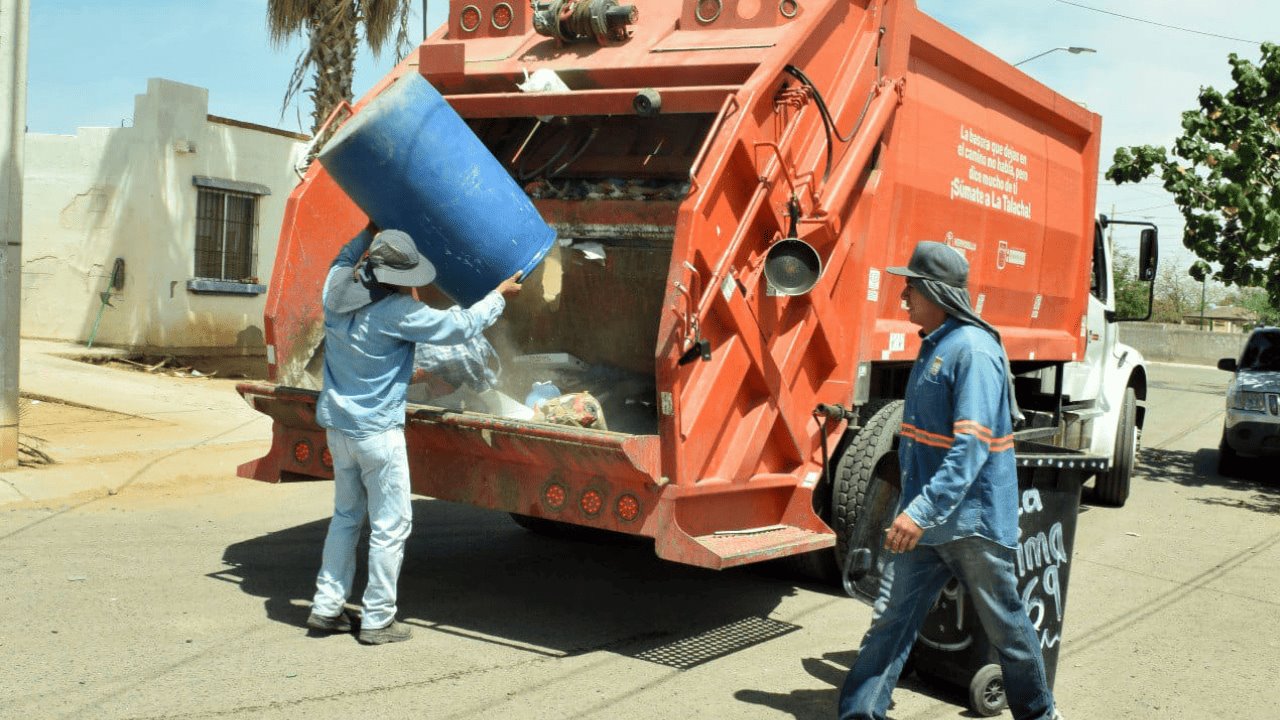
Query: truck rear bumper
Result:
<box><xmin>236</xmin><ymin>383</ymin><xmax>834</xmax><ymax>570</ymax></box>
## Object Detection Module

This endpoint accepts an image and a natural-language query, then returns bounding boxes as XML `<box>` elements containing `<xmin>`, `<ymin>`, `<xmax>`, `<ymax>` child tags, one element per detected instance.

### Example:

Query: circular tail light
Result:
<box><xmin>580</xmin><ymin>489</ymin><xmax>604</xmax><ymax>516</ymax></box>
<box><xmin>616</xmin><ymin>494</ymin><xmax>640</xmax><ymax>522</ymax></box>
<box><xmin>492</xmin><ymin>2</ymin><xmax>513</xmax><ymax>30</ymax></box>
<box><xmin>460</xmin><ymin>4</ymin><xmax>482</xmax><ymax>32</ymax></box>
<box><xmin>293</xmin><ymin>440</ymin><xmax>312</xmax><ymax>464</ymax></box>
<box><xmin>544</xmin><ymin>482</ymin><xmax>567</xmax><ymax>510</ymax></box>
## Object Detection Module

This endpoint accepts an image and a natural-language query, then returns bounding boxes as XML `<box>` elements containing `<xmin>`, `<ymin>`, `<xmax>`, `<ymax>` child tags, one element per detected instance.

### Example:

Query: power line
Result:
<box><xmin>1052</xmin><ymin>0</ymin><xmax>1264</xmax><ymax>45</ymax></box>
<box><xmin>1116</xmin><ymin>202</ymin><xmax>1177</xmax><ymax>214</ymax></box>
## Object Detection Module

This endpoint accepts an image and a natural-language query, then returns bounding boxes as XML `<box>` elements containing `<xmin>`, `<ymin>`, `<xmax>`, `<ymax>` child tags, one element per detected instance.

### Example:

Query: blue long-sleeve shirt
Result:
<box><xmin>899</xmin><ymin>317</ymin><xmax>1019</xmax><ymax>548</ymax></box>
<box><xmin>315</xmin><ymin>231</ymin><xmax>505</xmax><ymax>437</ymax></box>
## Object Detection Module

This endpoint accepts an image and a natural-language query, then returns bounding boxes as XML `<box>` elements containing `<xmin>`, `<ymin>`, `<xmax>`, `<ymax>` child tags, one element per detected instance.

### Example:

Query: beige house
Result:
<box><xmin>1182</xmin><ymin>305</ymin><xmax>1258</xmax><ymax>333</ymax></box>
<box><xmin>21</xmin><ymin>78</ymin><xmax>307</xmax><ymax>356</ymax></box>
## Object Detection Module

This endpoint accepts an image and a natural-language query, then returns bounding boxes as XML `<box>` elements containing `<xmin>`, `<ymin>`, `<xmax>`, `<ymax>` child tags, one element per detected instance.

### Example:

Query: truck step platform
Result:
<box><xmin>690</xmin><ymin>525</ymin><xmax>836</xmax><ymax>569</ymax></box>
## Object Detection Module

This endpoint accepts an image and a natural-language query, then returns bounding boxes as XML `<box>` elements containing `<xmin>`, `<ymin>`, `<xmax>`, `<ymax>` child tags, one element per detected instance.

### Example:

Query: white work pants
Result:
<box><xmin>311</xmin><ymin>427</ymin><xmax>412</xmax><ymax>630</ymax></box>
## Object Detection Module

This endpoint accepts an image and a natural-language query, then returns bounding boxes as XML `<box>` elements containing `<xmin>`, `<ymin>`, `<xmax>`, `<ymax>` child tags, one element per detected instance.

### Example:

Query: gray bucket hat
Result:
<box><xmin>886</xmin><ymin>241</ymin><xmax>968</xmax><ymax>288</ymax></box>
<box><xmin>324</xmin><ymin>229</ymin><xmax>436</xmax><ymax>314</ymax></box>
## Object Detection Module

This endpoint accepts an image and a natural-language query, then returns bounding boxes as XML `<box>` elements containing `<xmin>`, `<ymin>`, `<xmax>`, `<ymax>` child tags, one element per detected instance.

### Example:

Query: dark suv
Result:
<box><xmin>1217</xmin><ymin>327</ymin><xmax>1280</xmax><ymax>476</ymax></box>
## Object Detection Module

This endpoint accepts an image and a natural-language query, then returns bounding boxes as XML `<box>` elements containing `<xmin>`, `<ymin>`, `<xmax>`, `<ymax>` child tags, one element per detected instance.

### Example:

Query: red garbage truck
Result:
<box><xmin>237</xmin><ymin>0</ymin><xmax>1155</xmax><ymax>577</ymax></box>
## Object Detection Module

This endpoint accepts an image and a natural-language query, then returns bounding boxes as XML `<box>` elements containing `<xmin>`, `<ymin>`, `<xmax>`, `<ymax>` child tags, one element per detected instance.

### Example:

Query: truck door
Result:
<box><xmin>1062</xmin><ymin>222</ymin><xmax>1110</xmax><ymax>403</ymax></box>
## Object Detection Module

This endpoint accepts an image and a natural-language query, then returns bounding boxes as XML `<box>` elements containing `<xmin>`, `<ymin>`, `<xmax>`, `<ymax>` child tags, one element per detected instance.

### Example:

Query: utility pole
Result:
<box><xmin>1199</xmin><ymin>276</ymin><xmax>1207</xmax><ymax>331</ymax></box>
<box><xmin>0</xmin><ymin>0</ymin><xmax>29</xmax><ymax>469</ymax></box>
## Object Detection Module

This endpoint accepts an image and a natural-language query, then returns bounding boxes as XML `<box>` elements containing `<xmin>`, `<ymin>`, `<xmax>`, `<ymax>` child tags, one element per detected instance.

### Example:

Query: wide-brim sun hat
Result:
<box><xmin>368</xmin><ymin>229</ymin><xmax>436</xmax><ymax>287</ymax></box>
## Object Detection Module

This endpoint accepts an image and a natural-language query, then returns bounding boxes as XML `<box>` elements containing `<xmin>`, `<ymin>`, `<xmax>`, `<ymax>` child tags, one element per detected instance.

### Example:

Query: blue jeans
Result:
<box><xmin>838</xmin><ymin>537</ymin><xmax>1055</xmax><ymax>720</ymax></box>
<box><xmin>311</xmin><ymin>428</ymin><xmax>413</xmax><ymax>630</ymax></box>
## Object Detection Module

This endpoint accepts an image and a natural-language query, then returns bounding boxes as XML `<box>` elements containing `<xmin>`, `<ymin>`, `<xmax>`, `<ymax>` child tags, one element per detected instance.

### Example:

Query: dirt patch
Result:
<box><xmin>76</xmin><ymin>353</ymin><xmax>268</xmax><ymax>380</ymax></box>
<box><xmin>18</xmin><ymin>396</ymin><xmax>161</xmax><ymax>466</ymax></box>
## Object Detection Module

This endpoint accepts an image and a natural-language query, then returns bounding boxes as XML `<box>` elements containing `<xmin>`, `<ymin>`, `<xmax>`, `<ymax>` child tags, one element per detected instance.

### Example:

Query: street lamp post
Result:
<box><xmin>1014</xmin><ymin>46</ymin><xmax>1097</xmax><ymax>67</ymax></box>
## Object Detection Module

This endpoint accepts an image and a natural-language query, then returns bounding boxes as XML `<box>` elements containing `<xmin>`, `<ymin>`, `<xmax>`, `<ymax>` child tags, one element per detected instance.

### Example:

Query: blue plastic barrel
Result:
<box><xmin>318</xmin><ymin>72</ymin><xmax>555</xmax><ymax>306</ymax></box>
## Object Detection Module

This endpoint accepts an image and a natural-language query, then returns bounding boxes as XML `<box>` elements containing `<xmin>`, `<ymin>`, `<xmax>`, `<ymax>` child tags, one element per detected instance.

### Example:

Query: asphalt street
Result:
<box><xmin>2</xmin><ymin>361</ymin><xmax>1276</xmax><ymax>720</ymax></box>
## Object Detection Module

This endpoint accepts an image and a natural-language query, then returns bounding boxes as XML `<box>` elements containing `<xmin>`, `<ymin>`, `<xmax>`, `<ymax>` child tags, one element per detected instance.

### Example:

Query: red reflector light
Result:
<box><xmin>492</xmin><ymin>2</ymin><xmax>513</xmax><ymax>30</ymax></box>
<box><xmin>616</xmin><ymin>494</ymin><xmax>640</xmax><ymax>522</ymax></box>
<box><xmin>321</xmin><ymin>446</ymin><xmax>333</xmax><ymax>469</ymax></box>
<box><xmin>293</xmin><ymin>440</ymin><xmax>311</xmax><ymax>464</ymax></box>
<box><xmin>544</xmin><ymin>482</ymin><xmax>567</xmax><ymax>510</ymax></box>
<box><xmin>460</xmin><ymin>4</ymin><xmax>481</xmax><ymax>31</ymax></box>
<box><xmin>696</xmin><ymin>0</ymin><xmax>722</xmax><ymax>24</ymax></box>
<box><xmin>580</xmin><ymin>489</ymin><xmax>604</xmax><ymax>516</ymax></box>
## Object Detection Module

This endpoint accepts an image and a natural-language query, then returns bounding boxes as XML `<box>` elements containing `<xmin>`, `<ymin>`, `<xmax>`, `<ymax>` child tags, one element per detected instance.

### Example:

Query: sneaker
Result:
<box><xmin>358</xmin><ymin>620</ymin><xmax>413</xmax><ymax>645</ymax></box>
<box><xmin>306</xmin><ymin>608</ymin><xmax>357</xmax><ymax>633</ymax></box>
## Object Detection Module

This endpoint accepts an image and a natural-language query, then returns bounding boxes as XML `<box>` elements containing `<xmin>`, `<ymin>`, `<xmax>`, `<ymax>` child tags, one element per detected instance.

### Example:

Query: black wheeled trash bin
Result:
<box><xmin>906</xmin><ymin>455</ymin><xmax>1094</xmax><ymax>716</ymax></box>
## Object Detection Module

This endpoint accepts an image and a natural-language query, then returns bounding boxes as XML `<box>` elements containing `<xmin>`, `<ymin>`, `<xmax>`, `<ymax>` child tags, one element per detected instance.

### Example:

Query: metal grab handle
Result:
<box><xmin>314</xmin><ymin>100</ymin><xmax>355</xmax><ymax>144</ymax></box>
<box><xmin>294</xmin><ymin>100</ymin><xmax>355</xmax><ymax>179</ymax></box>
<box><xmin>687</xmin><ymin>93</ymin><xmax>739</xmax><ymax>195</ymax></box>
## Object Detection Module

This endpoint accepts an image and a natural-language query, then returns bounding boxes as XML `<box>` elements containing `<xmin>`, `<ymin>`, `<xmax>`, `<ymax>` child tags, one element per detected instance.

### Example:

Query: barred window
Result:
<box><xmin>194</xmin><ymin>187</ymin><xmax>258</xmax><ymax>282</ymax></box>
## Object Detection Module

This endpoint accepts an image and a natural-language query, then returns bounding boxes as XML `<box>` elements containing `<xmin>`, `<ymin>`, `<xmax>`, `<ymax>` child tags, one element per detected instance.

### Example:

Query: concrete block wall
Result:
<box><xmin>1118</xmin><ymin>323</ymin><xmax>1250</xmax><ymax>366</ymax></box>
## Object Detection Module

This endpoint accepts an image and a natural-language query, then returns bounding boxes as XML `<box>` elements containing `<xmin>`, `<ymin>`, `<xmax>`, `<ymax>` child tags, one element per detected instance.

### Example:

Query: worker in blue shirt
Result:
<box><xmin>306</xmin><ymin>225</ymin><xmax>521</xmax><ymax>645</ymax></box>
<box><xmin>838</xmin><ymin>242</ymin><xmax>1061</xmax><ymax>720</ymax></box>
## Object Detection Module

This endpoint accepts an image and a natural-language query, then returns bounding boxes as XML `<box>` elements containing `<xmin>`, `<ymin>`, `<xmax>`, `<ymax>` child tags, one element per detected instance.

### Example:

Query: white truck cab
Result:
<box><xmin>1060</xmin><ymin>216</ymin><xmax>1157</xmax><ymax>506</ymax></box>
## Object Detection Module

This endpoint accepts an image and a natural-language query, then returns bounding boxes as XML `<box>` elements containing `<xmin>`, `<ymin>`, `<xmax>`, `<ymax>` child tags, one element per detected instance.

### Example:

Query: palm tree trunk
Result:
<box><xmin>307</xmin><ymin>1</ymin><xmax>359</xmax><ymax>136</ymax></box>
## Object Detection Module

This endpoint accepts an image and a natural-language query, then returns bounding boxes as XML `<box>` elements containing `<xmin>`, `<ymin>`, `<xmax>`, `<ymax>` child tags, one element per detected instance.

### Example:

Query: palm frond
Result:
<box><xmin>361</xmin><ymin>0</ymin><xmax>413</xmax><ymax>59</ymax></box>
<box><xmin>266</xmin><ymin>0</ymin><xmax>316</xmax><ymax>46</ymax></box>
<box><xmin>269</xmin><ymin>0</ymin><xmax>407</xmax><ymax>133</ymax></box>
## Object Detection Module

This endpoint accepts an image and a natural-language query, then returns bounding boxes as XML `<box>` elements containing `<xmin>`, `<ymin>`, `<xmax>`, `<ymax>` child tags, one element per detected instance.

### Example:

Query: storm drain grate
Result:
<box><xmin>630</xmin><ymin>616</ymin><xmax>800</xmax><ymax>670</ymax></box>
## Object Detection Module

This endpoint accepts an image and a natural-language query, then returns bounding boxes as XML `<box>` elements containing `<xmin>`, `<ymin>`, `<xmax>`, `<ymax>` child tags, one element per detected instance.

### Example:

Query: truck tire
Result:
<box><xmin>780</xmin><ymin>538</ymin><xmax>842</xmax><ymax>584</ymax></box>
<box><xmin>832</xmin><ymin>400</ymin><xmax>903</xmax><ymax>599</ymax></box>
<box><xmin>1091</xmin><ymin>387</ymin><xmax>1136</xmax><ymax>507</ymax></box>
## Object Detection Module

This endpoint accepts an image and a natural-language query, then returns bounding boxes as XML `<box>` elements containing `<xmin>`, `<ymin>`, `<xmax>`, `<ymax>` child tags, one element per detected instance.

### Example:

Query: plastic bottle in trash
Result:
<box><xmin>525</xmin><ymin>381</ymin><xmax>561</xmax><ymax>410</ymax></box>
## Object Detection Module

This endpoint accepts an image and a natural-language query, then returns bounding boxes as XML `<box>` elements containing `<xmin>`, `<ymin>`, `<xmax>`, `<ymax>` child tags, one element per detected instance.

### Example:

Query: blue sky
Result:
<box><xmin>26</xmin><ymin>0</ymin><xmax>1279</xmax><ymax>270</ymax></box>
<box><xmin>26</xmin><ymin>0</ymin><xmax>439</xmax><ymax>136</ymax></box>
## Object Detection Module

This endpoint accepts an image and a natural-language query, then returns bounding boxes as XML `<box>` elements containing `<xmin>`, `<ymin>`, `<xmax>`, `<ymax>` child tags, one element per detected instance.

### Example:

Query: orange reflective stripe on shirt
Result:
<box><xmin>954</xmin><ymin>419</ymin><xmax>1014</xmax><ymax>452</ymax></box>
<box><xmin>900</xmin><ymin>423</ymin><xmax>955</xmax><ymax>449</ymax></box>
<box><xmin>901</xmin><ymin>422</ymin><xmax>1014</xmax><ymax>452</ymax></box>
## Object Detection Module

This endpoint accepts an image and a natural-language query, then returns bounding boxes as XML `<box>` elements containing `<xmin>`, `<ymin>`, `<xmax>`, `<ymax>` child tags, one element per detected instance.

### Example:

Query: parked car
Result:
<box><xmin>1217</xmin><ymin>326</ymin><xmax>1280</xmax><ymax>476</ymax></box>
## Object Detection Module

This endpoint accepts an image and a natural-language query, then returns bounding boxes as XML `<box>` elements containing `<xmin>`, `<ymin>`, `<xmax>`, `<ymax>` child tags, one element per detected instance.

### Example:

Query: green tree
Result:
<box><xmin>1107</xmin><ymin>42</ymin><xmax>1280</xmax><ymax>307</ymax></box>
<box><xmin>1229</xmin><ymin>286</ymin><xmax>1280</xmax><ymax>326</ymax></box>
<box><xmin>268</xmin><ymin>0</ymin><xmax>413</xmax><ymax>136</ymax></box>
<box><xmin>1112</xmin><ymin>250</ymin><xmax>1151</xmax><ymax>319</ymax></box>
<box><xmin>1151</xmin><ymin>263</ymin><xmax>1203</xmax><ymax>323</ymax></box>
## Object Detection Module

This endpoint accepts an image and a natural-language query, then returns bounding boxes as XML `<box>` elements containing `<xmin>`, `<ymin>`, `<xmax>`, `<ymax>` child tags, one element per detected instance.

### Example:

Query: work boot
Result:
<box><xmin>358</xmin><ymin>620</ymin><xmax>413</xmax><ymax>645</ymax></box>
<box><xmin>306</xmin><ymin>607</ymin><xmax>358</xmax><ymax>633</ymax></box>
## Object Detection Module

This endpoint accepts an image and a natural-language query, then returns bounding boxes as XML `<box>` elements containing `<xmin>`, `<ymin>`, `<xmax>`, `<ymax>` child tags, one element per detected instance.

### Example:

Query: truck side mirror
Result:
<box><xmin>1217</xmin><ymin>358</ymin><xmax>1238</xmax><ymax>372</ymax></box>
<box><xmin>1138</xmin><ymin>228</ymin><xmax>1158</xmax><ymax>281</ymax></box>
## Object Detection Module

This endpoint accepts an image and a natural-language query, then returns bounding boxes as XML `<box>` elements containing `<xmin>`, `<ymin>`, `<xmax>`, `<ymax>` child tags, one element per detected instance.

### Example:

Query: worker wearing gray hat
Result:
<box><xmin>838</xmin><ymin>241</ymin><xmax>1061</xmax><ymax>720</ymax></box>
<box><xmin>307</xmin><ymin>224</ymin><xmax>521</xmax><ymax>645</ymax></box>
